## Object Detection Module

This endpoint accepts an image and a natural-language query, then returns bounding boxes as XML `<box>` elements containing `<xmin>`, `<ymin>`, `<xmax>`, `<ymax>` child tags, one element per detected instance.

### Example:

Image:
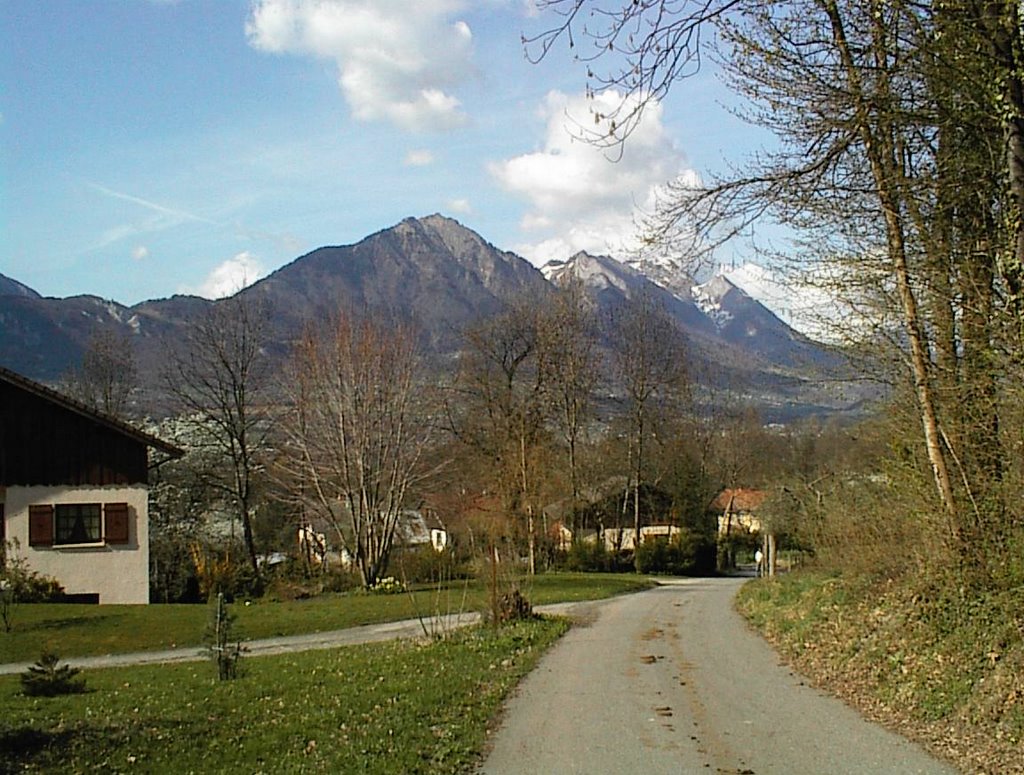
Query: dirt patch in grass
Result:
<box><xmin>737</xmin><ymin>572</ymin><xmax>1024</xmax><ymax>775</ymax></box>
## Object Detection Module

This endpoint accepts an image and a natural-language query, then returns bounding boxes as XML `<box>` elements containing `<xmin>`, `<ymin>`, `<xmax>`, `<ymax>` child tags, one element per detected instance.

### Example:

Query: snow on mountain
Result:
<box><xmin>717</xmin><ymin>262</ymin><xmax>838</xmax><ymax>343</ymax></box>
<box><xmin>543</xmin><ymin>252</ymin><xmax>647</xmax><ymax>294</ymax></box>
<box><xmin>619</xmin><ymin>251</ymin><xmax>695</xmax><ymax>299</ymax></box>
<box><xmin>543</xmin><ymin>251</ymin><xmax>719</xmax><ymax>339</ymax></box>
<box><xmin>692</xmin><ymin>274</ymin><xmax>737</xmax><ymax>328</ymax></box>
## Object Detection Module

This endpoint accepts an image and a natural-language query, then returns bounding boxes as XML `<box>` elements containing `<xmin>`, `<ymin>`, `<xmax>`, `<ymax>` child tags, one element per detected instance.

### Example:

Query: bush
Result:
<box><xmin>488</xmin><ymin>589</ymin><xmax>534</xmax><ymax>624</ymax></box>
<box><xmin>2</xmin><ymin>540</ymin><xmax>64</xmax><ymax>632</ymax></box>
<box><xmin>635</xmin><ymin>530</ymin><xmax>717</xmax><ymax>576</ymax></box>
<box><xmin>393</xmin><ymin>545</ymin><xmax>471</xmax><ymax>585</ymax></box>
<box><xmin>189</xmin><ymin>541</ymin><xmax>264</xmax><ymax>601</ymax></box>
<box><xmin>20</xmin><ymin>652</ymin><xmax>88</xmax><ymax>697</ymax></box>
<box><xmin>560</xmin><ymin>540</ymin><xmax>631</xmax><ymax>573</ymax></box>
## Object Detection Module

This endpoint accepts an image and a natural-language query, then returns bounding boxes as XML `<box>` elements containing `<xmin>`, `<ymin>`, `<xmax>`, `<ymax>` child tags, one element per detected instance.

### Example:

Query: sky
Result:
<box><xmin>1</xmin><ymin>0</ymin><xmax>768</xmax><ymax>304</ymax></box>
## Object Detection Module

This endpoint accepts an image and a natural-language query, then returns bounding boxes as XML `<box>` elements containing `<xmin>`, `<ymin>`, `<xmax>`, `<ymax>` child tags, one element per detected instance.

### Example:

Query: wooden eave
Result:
<box><xmin>0</xmin><ymin>366</ymin><xmax>183</xmax><ymax>458</ymax></box>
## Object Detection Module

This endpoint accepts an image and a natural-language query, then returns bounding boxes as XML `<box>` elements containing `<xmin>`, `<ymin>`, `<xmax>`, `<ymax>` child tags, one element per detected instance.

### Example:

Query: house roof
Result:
<box><xmin>0</xmin><ymin>366</ymin><xmax>183</xmax><ymax>458</ymax></box>
<box><xmin>710</xmin><ymin>488</ymin><xmax>768</xmax><ymax>513</ymax></box>
<box><xmin>395</xmin><ymin>509</ymin><xmax>446</xmax><ymax>545</ymax></box>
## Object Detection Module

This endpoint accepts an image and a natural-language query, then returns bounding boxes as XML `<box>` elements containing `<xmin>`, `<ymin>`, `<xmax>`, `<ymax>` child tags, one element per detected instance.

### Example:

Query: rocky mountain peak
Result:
<box><xmin>0</xmin><ymin>273</ymin><xmax>42</xmax><ymax>299</ymax></box>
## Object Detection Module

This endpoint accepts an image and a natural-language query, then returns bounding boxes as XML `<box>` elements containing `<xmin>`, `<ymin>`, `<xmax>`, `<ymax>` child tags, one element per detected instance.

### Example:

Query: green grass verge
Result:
<box><xmin>1</xmin><ymin>572</ymin><xmax>651</xmax><ymax>663</ymax></box>
<box><xmin>736</xmin><ymin>570</ymin><xmax>1024</xmax><ymax>772</ymax></box>
<box><xmin>0</xmin><ymin>617</ymin><xmax>570</xmax><ymax>774</ymax></box>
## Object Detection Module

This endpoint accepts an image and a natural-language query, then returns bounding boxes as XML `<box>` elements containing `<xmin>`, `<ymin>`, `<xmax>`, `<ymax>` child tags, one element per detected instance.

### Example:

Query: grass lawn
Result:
<box><xmin>1</xmin><ymin>572</ymin><xmax>653</xmax><ymax>664</ymax></box>
<box><xmin>0</xmin><ymin>617</ymin><xmax>569</xmax><ymax>774</ymax></box>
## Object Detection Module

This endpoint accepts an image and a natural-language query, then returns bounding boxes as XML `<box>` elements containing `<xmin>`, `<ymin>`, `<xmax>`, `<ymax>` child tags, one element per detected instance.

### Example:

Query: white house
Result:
<box><xmin>0</xmin><ymin>367</ymin><xmax>181</xmax><ymax>604</ymax></box>
<box><xmin>396</xmin><ymin>509</ymin><xmax>449</xmax><ymax>552</ymax></box>
<box><xmin>711</xmin><ymin>488</ymin><xmax>768</xmax><ymax>536</ymax></box>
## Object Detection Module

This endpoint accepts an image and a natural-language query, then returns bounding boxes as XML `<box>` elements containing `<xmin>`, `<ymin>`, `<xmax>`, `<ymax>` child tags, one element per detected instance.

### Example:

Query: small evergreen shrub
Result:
<box><xmin>204</xmin><ymin>592</ymin><xmax>243</xmax><ymax>680</ymax></box>
<box><xmin>20</xmin><ymin>652</ymin><xmax>88</xmax><ymax>697</ymax></box>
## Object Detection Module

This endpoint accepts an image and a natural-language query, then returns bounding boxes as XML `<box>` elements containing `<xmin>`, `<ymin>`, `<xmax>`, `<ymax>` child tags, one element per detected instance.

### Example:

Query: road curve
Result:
<box><xmin>478</xmin><ymin>577</ymin><xmax>959</xmax><ymax>775</ymax></box>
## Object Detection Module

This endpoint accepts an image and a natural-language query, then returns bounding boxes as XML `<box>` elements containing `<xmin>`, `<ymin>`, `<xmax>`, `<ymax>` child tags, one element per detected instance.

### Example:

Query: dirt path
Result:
<box><xmin>478</xmin><ymin>578</ymin><xmax>960</xmax><ymax>775</ymax></box>
<box><xmin>0</xmin><ymin>612</ymin><xmax>485</xmax><ymax>676</ymax></box>
<box><xmin>0</xmin><ymin>604</ymin><xmax>587</xmax><ymax>676</ymax></box>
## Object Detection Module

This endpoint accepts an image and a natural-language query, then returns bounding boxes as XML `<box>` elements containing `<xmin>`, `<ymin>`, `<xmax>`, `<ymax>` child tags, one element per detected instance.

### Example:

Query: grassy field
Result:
<box><xmin>1</xmin><ymin>572</ymin><xmax>653</xmax><ymax>664</ymax></box>
<box><xmin>0</xmin><ymin>617</ymin><xmax>569</xmax><ymax>774</ymax></box>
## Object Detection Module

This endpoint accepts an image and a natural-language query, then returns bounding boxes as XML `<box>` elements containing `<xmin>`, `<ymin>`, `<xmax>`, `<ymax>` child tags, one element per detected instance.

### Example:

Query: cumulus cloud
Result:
<box><xmin>183</xmin><ymin>251</ymin><xmax>266</xmax><ymax>299</ymax></box>
<box><xmin>447</xmin><ymin>198</ymin><xmax>472</xmax><ymax>214</ymax></box>
<box><xmin>404</xmin><ymin>149</ymin><xmax>435</xmax><ymax>167</ymax></box>
<box><xmin>491</xmin><ymin>90</ymin><xmax>699</xmax><ymax>266</ymax></box>
<box><xmin>132</xmin><ymin>245</ymin><xmax>150</xmax><ymax>260</ymax></box>
<box><xmin>246</xmin><ymin>0</ymin><xmax>472</xmax><ymax>131</ymax></box>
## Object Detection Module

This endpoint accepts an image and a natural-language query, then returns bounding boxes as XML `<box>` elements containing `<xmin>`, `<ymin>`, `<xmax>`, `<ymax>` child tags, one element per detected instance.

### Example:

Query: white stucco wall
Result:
<box><xmin>2</xmin><ymin>484</ymin><xmax>150</xmax><ymax>604</ymax></box>
<box><xmin>602</xmin><ymin>525</ymin><xmax>682</xmax><ymax>551</ymax></box>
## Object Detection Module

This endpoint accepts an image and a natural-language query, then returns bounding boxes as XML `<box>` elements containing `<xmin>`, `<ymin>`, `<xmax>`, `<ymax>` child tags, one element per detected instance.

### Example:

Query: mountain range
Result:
<box><xmin>0</xmin><ymin>215</ymin><xmax>872</xmax><ymax>421</ymax></box>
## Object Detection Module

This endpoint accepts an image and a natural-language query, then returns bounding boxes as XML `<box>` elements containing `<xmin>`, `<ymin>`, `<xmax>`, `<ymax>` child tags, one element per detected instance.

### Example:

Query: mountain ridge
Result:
<box><xmin>0</xmin><ymin>216</ymin><xmax>865</xmax><ymax>420</ymax></box>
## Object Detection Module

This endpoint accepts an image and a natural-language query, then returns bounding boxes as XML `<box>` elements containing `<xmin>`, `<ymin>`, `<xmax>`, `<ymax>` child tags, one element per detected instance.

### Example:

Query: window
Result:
<box><xmin>28</xmin><ymin>502</ymin><xmax>132</xmax><ymax>547</ymax></box>
<box><xmin>55</xmin><ymin>504</ymin><xmax>102</xmax><ymax>545</ymax></box>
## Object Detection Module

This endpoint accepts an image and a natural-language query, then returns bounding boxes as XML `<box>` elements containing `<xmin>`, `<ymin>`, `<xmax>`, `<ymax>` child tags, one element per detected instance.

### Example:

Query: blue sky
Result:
<box><xmin>1</xmin><ymin>0</ymin><xmax>762</xmax><ymax>304</ymax></box>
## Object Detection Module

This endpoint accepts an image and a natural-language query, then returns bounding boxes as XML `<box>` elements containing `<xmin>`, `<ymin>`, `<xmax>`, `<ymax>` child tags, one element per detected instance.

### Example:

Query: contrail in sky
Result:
<box><xmin>87</xmin><ymin>182</ymin><xmax>219</xmax><ymax>226</ymax></box>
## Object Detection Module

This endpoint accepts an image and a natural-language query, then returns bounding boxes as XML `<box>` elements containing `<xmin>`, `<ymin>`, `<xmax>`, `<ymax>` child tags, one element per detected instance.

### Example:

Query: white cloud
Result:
<box><xmin>491</xmin><ymin>90</ymin><xmax>697</xmax><ymax>266</ymax></box>
<box><xmin>404</xmin><ymin>149</ymin><xmax>435</xmax><ymax>166</ymax></box>
<box><xmin>132</xmin><ymin>245</ymin><xmax>149</xmax><ymax>260</ymax></box>
<box><xmin>182</xmin><ymin>251</ymin><xmax>266</xmax><ymax>299</ymax></box>
<box><xmin>246</xmin><ymin>0</ymin><xmax>473</xmax><ymax>131</ymax></box>
<box><xmin>448</xmin><ymin>198</ymin><xmax>472</xmax><ymax>214</ymax></box>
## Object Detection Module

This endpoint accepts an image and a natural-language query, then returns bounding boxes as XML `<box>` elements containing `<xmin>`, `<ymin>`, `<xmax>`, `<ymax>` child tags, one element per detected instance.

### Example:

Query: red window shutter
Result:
<box><xmin>28</xmin><ymin>505</ymin><xmax>54</xmax><ymax>546</ymax></box>
<box><xmin>104</xmin><ymin>503</ymin><xmax>131</xmax><ymax>544</ymax></box>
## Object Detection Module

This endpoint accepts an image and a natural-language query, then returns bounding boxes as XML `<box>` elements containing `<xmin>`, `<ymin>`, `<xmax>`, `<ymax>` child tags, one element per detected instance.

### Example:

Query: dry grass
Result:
<box><xmin>738</xmin><ymin>572</ymin><xmax>1024</xmax><ymax>775</ymax></box>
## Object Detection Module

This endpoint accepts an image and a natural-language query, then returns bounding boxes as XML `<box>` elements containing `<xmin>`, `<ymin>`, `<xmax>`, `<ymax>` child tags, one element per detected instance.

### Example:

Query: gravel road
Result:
<box><xmin>478</xmin><ymin>577</ymin><xmax>960</xmax><ymax>775</ymax></box>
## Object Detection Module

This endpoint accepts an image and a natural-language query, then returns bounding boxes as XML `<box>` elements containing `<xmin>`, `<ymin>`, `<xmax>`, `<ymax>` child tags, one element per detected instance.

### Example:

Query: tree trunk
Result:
<box><xmin>825</xmin><ymin>0</ymin><xmax>960</xmax><ymax>547</ymax></box>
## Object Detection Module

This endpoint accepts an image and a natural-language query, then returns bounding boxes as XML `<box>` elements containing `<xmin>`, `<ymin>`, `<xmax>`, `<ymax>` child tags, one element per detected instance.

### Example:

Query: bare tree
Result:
<box><xmin>525</xmin><ymin>0</ymin><xmax>739</xmax><ymax>151</ymax></box>
<box><xmin>63</xmin><ymin>328</ymin><xmax>137</xmax><ymax>417</ymax></box>
<box><xmin>279</xmin><ymin>314</ymin><xmax>437</xmax><ymax>589</ymax></box>
<box><xmin>530</xmin><ymin>0</ymin><xmax>1024</xmax><ymax>582</ymax></box>
<box><xmin>449</xmin><ymin>298</ymin><xmax>549</xmax><ymax>574</ymax></box>
<box><xmin>537</xmin><ymin>272</ymin><xmax>602</xmax><ymax>537</ymax></box>
<box><xmin>165</xmin><ymin>294</ymin><xmax>272</xmax><ymax>582</ymax></box>
<box><xmin>607</xmin><ymin>290</ymin><xmax>689</xmax><ymax>551</ymax></box>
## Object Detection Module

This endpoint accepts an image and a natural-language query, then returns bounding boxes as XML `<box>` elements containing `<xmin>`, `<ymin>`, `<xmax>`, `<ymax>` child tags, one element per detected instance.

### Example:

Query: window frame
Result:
<box><xmin>54</xmin><ymin>503</ymin><xmax>103</xmax><ymax>546</ymax></box>
<box><xmin>27</xmin><ymin>502</ymin><xmax>132</xmax><ymax>548</ymax></box>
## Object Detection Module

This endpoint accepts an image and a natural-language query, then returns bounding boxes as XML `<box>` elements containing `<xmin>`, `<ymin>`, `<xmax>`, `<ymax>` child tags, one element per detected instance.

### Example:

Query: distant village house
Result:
<box><xmin>711</xmin><ymin>488</ymin><xmax>768</xmax><ymax>536</ymax></box>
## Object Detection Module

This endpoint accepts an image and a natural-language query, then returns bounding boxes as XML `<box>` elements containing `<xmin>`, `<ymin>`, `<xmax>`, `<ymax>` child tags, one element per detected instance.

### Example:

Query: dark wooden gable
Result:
<box><xmin>0</xmin><ymin>370</ymin><xmax>179</xmax><ymax>487</ymax></box>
